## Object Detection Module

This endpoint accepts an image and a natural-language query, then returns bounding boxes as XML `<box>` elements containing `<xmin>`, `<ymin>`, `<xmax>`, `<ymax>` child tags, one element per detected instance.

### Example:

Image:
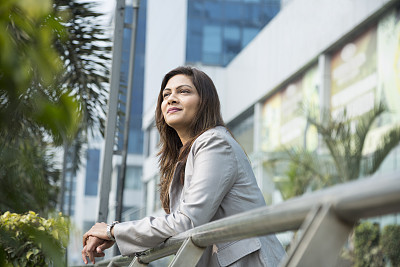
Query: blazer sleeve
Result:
<box><xmin>113</xmin><ymin>130</ymin><xmax>238</xmax><ymax>255</ymax></box>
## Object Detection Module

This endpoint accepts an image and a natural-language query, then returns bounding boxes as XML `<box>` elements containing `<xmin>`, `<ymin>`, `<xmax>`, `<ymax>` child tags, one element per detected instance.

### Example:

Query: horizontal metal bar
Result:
<box><xmin>137</xmin><ymin>172</ymin><xmax>400</xmax><ymax>264</ymax></box>
<box><xmin>75</xmin><ymin>173</ymin><xmax>399</xmax><ymax>266</ymax></box>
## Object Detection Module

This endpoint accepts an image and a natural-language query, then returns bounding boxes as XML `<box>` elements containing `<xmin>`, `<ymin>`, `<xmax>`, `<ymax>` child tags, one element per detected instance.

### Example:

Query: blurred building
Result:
<box><xmin>142</xmin><ymin>0</ymin><xmax>400</xmax><ymax>224</ymax></box>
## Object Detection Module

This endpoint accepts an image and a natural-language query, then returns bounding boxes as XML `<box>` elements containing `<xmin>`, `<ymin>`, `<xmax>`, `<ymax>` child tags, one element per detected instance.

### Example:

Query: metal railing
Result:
<box><xmin>77</xmin><ymin>172</ymin><xmax>400</xmax><ymax>267</ymax></box>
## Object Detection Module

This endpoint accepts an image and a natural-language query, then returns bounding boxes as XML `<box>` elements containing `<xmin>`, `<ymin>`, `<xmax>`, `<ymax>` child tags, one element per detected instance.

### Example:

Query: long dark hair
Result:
<box><xmin>155</xmin><ymin>66</ymin><xmax>225</xmax><ymax>213</ymax></box>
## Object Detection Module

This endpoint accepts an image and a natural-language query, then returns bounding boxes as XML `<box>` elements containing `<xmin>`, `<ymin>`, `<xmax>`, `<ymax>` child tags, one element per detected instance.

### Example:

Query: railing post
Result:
<box><xmin>168</xmin><ymin>237</ymin><xmax>205</xmax><ymax>267</ymax></box>
<box><xmin>128</xmin><ymin>257</ymin><xmax>148</xmax><ymax>267</ymax></box>
<box><xmin>282</xmin><ymin>203</ymin><xmax>354</xmax><ymax>267</ymax></box>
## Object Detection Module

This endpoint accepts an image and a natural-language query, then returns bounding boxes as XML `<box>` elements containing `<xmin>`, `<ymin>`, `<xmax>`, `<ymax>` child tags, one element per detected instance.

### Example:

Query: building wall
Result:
<box><xmin>143</xmin><ymin>0</ymin><xmax>188</xmax><ymax>116</ymax></box>
<box><xmin>221</xmin><ymin>0</ymin><xmax>395</xmax><ymax>123</ymax></box>
<box><xmin>225</xmin><ymin>0</ymin><xmax>400</xmax><ymax>211</ymax></box>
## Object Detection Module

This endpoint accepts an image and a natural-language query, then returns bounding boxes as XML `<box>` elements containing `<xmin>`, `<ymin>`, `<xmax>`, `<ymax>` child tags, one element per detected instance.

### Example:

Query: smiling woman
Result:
<box><xmin>161</xmin><ymin>74</ymin><xmax>201</xmax><ymax>144</ymax></box>
<box><xmin>82</xmin><ymin>66</ymin><xmax>285</xmax><ymax>267</ymax></box>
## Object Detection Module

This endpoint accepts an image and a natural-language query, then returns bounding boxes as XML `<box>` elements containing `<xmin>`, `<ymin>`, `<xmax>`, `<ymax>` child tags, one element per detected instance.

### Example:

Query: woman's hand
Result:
<box><xmin>82</xmin><ymin>222</ymin><xmax>116</xmax><ymax>264</ymax></box>
<box><xmin>81</xmin><ymin>236</ymin><xmax>114</xmax><ymax>264</ymax></box>
<box><xmin>83</xmin><ymin>222</ymin><xmax>109</xmax><ymax>244</ymax></box>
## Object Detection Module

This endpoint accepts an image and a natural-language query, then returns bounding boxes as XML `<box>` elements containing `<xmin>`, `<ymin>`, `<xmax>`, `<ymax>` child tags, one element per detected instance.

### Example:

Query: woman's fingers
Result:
<box><xmin>81</xmin><ymin>245</ymin><xmax>88</xmax><ymax>264</ymax></box>
<box><xmin>82</xmin><ymin>236</ymin><xmax>108</xmax><ymax>264</ymax></box>
<box><xmin>97</xmin><ymin>240</ymin><xmax>115</xmax><ymax>253</ymax></box>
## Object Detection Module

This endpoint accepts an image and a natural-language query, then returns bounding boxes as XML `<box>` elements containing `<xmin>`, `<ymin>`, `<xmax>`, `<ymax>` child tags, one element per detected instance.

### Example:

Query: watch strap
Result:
<box><xmin>106</xmin><ymin>221</ymin><xmax>119</xmax><ymax>241</ymax></box>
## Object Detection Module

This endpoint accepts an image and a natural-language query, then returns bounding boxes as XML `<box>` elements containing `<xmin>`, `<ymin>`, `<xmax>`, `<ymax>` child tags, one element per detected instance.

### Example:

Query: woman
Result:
<box><xmin>82</xmin><ymin>66</ymin><xmax>285</xmax><ymax>266</ymax></box>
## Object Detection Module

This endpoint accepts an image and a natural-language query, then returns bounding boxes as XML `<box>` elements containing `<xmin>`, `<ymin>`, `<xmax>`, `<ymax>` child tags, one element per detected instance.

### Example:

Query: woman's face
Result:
<box><xmin>161</xmin><ymin>74</ymin><xmax>200</xmax><ymax>138</ymax></box>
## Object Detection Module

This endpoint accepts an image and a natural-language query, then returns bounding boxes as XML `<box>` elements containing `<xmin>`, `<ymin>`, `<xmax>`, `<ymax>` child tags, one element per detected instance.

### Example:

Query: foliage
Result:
<box><xmin>353</xmin><ymin>221</ymin><xmax>384</xmax><ymax>267</ymax></box>
<box><xmin>277</xmin><ymin>161</ymin><xmax>313</xmax><ymax>200</ymax></box>
<box><xmin>345</xmin><ymin>221</ymin><xmax>400</xmax><ymax>267</ymax></box>
<box><xmin>381</xmin><ymin>224</ymin><xmax>400</xmax><ymax>266</ymax></box>
<box><xmin>0</xmin><ymin>138</ymin><xmax>60</xmax><ymax>214</ymax></box>
<box><xmin>308</xmin><ymin>103</ymin><xmax>400</xmax><ymax>181</ymax></box>
<box><xmin>0</xmin><ymin>211</ymin><xmax>69</xmax><ymax>266</ymax></box>
<box><xmin>274</xmin><ymin>103</ymin><xmax>400</xmax><ymax>200</ymax></box>
<box><xmin>53</xmin><ymin>0</ymin><xmax>111</xmax><ymax>137</ymax></box>
<box><xmin>0</xmin><ymin>0</ymin><xmax>80</xmax><ymax>144</ymax></box>
<box><xmin>51</xmin><ymin>0</ymin><xmax>112</xmax><ymax>196</ymax></box>
<box><xmin>276</xmin><ymin>149</ymin><xmax>334</xmax><ymax>200</ymax></box>
<box><xmin>0</xmin><ymin>0</ymin><xmax>111</xmax><ymax>215</ymax></box>
<box><xmin>0</xmin><ymin>0</ymin><xmax>110</xmax><ymax>265</ymax></box>
<box><xmin>0</xmin><ymin>0</ymin><xmax>82</xmax><ymax>215</ymax></box>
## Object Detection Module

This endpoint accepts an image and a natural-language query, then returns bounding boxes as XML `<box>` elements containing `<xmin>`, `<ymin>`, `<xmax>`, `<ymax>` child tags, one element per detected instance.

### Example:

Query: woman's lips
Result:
<box><xmin>167</xmin><ymin>107</ymin><xmax>181</xmax><ymax>113</ymax></box>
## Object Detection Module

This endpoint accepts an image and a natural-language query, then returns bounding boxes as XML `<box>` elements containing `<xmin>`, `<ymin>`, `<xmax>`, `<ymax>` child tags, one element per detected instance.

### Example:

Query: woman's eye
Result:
<box><xmin>180</xmin><ymin>90</ymin><xmax>190</xmax><ymax>94</ymax></box>
<box><xmin>163</xmin><ymin>93</ymin><xmax>170</xmax><ymax>98</ymax></box>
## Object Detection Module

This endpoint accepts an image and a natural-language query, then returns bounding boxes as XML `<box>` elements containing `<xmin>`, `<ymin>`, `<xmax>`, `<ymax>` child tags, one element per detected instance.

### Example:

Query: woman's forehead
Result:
<box><xmin>165</xmin><ymin>74</ymin><xmax>193</xmax><ymax>87</ymax></box>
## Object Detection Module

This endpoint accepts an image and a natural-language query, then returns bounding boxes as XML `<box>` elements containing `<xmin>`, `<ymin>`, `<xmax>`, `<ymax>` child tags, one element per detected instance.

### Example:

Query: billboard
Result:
<box><xmin>330</xmin><ymin>13</ymin><xmax>400</xmax><ymax>155</ymax></box>
<box><xmin>261</xmin><ymin>92</ymin><xmax>281</xmax><ymax>152</ymax></box>
<box><xmin>261</xmin><ymin>65</ymin><xmax>319</xmax><ymax>152</ymax></box>
<box><xmin>363</xmin><ymin>9</ymin><xmax>400</xmax><ymax>154</ymax></box>
<box><xmin>330</xmin><ymin>26</ymin><xmax>377</xmax><ymax>119</ymax></box>
<box><xmin>377</xmin><ymin>9</ymin><xmax>400</xmax><ymax>125</ymax></box>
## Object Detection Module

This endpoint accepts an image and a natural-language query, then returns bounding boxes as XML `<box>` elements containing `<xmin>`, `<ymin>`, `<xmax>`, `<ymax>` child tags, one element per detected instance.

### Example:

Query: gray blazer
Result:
<box><xmin>114</xmin><ymin>126</ymin><xmax>285</xmax><ymax>266</ymax></box>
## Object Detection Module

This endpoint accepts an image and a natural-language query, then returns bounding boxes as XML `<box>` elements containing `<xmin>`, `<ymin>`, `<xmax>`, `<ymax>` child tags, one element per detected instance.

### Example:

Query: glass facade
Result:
<box><xmin>85</xmin><ymin>149</ymin><xmax>100</xmax><ymax>196</ymax></box>
<box><xmin>230</xmin><ymin>113</ymin><xmax>255</xmax><ymax>154</ymax></box>
<box><xmin>186</xmin><ymin>0</ymin><xmax>280</xmax><ymax>66</ymax></box>
<box><xmin>63</xmin><ymin>172</ymin><xmax>76</xmax><ymax>216</ymax></box>
<box><xmin>125</xmin><ymin>166</ymin><xmax>143</xmax><ymax>190</ymax></box>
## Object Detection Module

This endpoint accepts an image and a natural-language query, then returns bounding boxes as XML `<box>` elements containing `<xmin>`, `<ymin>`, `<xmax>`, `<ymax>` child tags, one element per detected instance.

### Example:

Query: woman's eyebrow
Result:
<box><xmin>163</xmin><ymin>84</ymin><xmax>193</xmax><ymax>91</ymax></box>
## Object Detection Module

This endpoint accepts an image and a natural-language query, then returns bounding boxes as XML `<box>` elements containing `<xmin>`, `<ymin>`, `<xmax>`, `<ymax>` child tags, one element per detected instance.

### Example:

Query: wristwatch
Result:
<box><xmin>106</xmin><ymin>221</ymin><xmax>119</xmax><ymax>241</ymax></box>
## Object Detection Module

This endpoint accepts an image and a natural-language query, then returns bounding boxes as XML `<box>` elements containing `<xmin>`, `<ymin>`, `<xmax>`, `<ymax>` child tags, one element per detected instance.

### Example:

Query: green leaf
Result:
<box><xmin>26</xmin><ymin>250</ymin><xmax>33</xmax><ymax>259</ymax></box>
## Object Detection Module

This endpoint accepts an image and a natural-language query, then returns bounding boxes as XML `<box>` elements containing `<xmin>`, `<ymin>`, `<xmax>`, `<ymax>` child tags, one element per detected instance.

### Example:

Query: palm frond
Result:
<box><xmin>53</xmin><ymin>0</ymin><xmax>112</xmax><ymax>137</ymax></box>
<box><xmin>275</xmin><ymin>101</ymin><xmax>399</xmax><ymax>199</ymax></box>
<box><xmin>366</xmin><ymin>125</ymin><xmax>400</xmax><ymax>175</ymax></box>
<box><xmin>354</xmin><ymin>103</ymin><xmax>387</xmax><ymax>159</ymax></box>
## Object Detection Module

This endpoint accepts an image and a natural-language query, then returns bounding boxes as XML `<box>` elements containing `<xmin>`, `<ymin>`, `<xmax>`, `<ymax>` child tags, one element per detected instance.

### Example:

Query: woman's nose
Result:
<box><xmin>167</xmin><ymin>92</ymin><xmax>178</xmax><ymax>104</ymax></box>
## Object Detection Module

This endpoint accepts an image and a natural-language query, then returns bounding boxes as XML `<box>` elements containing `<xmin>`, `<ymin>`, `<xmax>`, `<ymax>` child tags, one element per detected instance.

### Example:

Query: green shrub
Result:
<box><xmin>0</xmin><ymin>211</ymin><xmax>69</xmax><ymax>266</ymax></box>
<box><xmin>381</xmin><ymin>224</ymin><xmax>400</xmax><ymax>267</ymax></box>
<box><xmin>353</xmin><ymin>221</ymin><xmax>384</xmax><ymax>267</ymax></box>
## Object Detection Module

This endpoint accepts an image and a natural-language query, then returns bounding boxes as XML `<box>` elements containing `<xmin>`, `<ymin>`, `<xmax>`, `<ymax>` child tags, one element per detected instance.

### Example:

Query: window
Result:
<box><xmin>186</xmin><ymin>0</ymin><xmax>280</xmax><ymax>66</ymax></box>
<box><xmin>204</xmin><ymin>1</ymin><xmax>222</xmax><ymax>21</ymax></box>
<box><xmin>224</xmin><ymin>26</ymin><xmax>240</xmax><ymax>41</ymax></box>
<box><xmin>202</xmin><ymin>25</ymin><xmax>222</xmax><ymax>64</ymax></box>
<box><xmin>230</xmin><ymin>114</ymin><xmax>255</xmax><ymax>154</ymax></box>
<box><xmin>223</xmin><ymin>2</ymin><xmax>243</xmax><ymax>21</ymax></box>
<box><xmin>242</xmin><ymin>27</ymin><xmax>259</xmax><ymax>47</ymax></box>
<box><xmin>85</xmin><ymin>149</ymin><xmax>100</xmax><ymax>196</ymax></box>
<box><xmin>125</xmin><ymin>166</ymin><xmax>143</xmax><ymax>190</ymax></box>
<box><xmin>223</xmin><ymin>26</ymin><xmax>241</xmax><ymax>65</ymax></box>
